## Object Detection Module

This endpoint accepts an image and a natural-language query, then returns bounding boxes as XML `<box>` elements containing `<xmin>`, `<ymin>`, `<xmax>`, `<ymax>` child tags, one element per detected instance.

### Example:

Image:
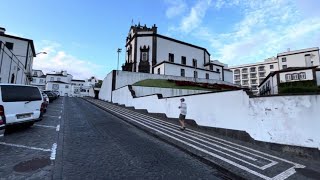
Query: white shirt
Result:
<box><xmin>180</xmin><ymin>102</ymin><xmax>187</xmax><ymax>115</ymax></box>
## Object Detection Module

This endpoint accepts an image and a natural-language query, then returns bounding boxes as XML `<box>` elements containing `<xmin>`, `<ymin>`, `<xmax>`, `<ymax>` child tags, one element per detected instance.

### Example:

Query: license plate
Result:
<box><xmin>17</xmin><ymin>114</ymin><xmax>32</xmax><ymax>119</ymax></box>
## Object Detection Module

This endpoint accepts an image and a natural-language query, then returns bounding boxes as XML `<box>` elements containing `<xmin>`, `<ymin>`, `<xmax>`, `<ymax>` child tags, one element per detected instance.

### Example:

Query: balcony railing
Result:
<box><xmin>234</xmin><ymin>71</ymin><xmax>240</xmax><ymax>74</ymax></box>
<box><xmin>250</xmin><ymin>76</ymin><xmax>257</xmax><ymax>79</ymax></box>
<box><xmin>242</xmin><ymin>76</ymin><xmax>248</xmax><ymax>80</ymax></box>
<box><xmin>242</xmin><ymin>70</ymin><xmax>248</xmax><ymax>74</ymax></box>
<box><xmin>258</xmin><ymin>68</ymin><xmax>265</xmax><ymax>72</ymax></box>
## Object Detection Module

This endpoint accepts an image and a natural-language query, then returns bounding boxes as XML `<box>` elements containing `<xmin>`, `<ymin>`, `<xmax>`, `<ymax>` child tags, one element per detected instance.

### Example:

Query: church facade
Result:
<box><xmin>122</xmin><ymin>24</ymin><xmax>232</xmax><ymax>82</ymax></box>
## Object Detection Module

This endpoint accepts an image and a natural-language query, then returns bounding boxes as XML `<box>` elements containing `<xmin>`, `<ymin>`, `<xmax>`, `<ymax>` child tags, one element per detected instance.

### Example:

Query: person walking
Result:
<box><xmin>178</xmin><ymin>98</ymin><xmax>187</xmax><ymax>131</ymax></box>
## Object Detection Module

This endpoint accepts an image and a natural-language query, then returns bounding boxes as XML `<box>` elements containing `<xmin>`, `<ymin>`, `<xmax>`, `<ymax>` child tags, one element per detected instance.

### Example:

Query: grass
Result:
<box><xmin>133</xmin><ymin>79</ymin><xmax>216</xmax><ymax>91</ymax></box>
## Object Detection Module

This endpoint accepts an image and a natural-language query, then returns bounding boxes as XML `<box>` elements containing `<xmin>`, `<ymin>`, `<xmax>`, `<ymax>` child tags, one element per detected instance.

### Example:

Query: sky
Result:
<box><xmin>1</xmin><ymin>0</ymin><xmax>320</xmax><ymax>79</ymax></box>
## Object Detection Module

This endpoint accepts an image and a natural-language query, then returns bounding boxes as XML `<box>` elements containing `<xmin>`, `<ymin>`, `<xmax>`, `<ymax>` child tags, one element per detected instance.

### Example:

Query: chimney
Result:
<box><xmin>287</xmin><ymin>48</ymin><xmax>290</xmax><ymax>52</ymax></box>
<box><xmin>0</xmin><ymin>27</ymin><xmax>5</xmax><ymax>34</ymax></box>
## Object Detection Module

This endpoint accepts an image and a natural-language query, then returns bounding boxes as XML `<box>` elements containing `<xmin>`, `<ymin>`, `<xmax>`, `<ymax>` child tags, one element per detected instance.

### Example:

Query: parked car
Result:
<box><xmin>0</xmin><ymin>84</ymin><xmax>45</xmax><ymax>128</ymax></box>
<box><xmin>42</xmin><ymin>91</ymin><xmax>57</xmax><ymax>102</ymax></box>
<box><xmin>53</xmin><ymin>91</ymin><xmax>60</xmax><ymax>97</ymax></box>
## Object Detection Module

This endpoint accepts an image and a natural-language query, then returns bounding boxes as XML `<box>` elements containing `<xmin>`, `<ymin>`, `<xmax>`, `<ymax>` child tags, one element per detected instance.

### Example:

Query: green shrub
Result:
<box><xmin>279</xmin><ymin>86</ymin><xmax>320</xmax><ymax>94</ymax></box>
<box><xmin>278</xmin><ymin>80</ymin><xmax>317</xmax><ymax>88</ymax></box>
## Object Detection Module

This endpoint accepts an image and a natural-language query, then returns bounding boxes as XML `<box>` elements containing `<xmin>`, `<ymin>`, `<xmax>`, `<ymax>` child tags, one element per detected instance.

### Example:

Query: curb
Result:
<box><xmin>82</xmin><ymin>98</ymin><xmax>244</xmax><ymax>180</ymax></box>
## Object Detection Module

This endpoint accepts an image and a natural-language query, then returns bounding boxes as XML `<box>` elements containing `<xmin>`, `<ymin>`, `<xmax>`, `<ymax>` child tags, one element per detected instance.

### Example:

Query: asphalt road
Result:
<box><xmin>55</xmin><ymin>97</ymin><xmax>228</xmax><ymax>179</ymax></box>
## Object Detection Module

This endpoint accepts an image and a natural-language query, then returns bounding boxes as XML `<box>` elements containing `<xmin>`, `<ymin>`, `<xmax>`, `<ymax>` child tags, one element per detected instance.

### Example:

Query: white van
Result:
<box><xmin>0</xmin><ymin>84</ymin><xmax>45</xmax><ymax>128</ymax></box>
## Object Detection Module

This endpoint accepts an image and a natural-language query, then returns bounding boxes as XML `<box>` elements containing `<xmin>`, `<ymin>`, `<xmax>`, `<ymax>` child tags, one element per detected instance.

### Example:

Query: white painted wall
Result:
<box><xmin>279</xmin><ymin>69</ymin><xmax>313</xmax><ymax>83</ymax></box>
<box><xmin>46</xmin><ymin>75</ymin><xmax>70</xmax><ymax>83</ymax></box>
<box><xmin>111</xmin><ymin>86</ymin><xmax>320</xmax><ymax>149</ymax></box>
<box><xmin>157</xmin><ymin>37</ymin><xmax>205</xmax><ymax>67</ymax></box>
<box><xmin>46</xmin><ymin>82</ymin><xmax>71</xmax><ymax>96</ymax></box>
<box><xmin>132</xmin><ymin>86</ymin><xmax>210</xmax><ymax>98</ymax></box>
<box><xmin>98</xmin><ymin>72</ymin><xmax>113</xmax><ymax>101</ymax></box>
<box><xmin>278</xmin><ymin>49</ymin><xmax>320</xmax><ymax>69</ymax></box>
<box><xmin>160</xmin><ymin>63</ymin><xmax>220</xmax><ymax>80</ymax></box>
<box><xmin>136</xmin><ymin>36</ymin><xmax>153</xmax><ymax>72</ymax></box>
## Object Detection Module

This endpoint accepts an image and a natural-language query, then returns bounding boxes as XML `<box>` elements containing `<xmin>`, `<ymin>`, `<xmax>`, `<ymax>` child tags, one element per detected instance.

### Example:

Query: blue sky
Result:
<box><xmin>1</xmin><ymin>0</ymin><xmax>320</xmax><ymax>79</ymax></box>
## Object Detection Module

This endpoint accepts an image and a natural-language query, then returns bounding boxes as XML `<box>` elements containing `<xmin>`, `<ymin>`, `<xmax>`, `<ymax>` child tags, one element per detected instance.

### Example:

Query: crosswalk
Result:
<box><xmin>85</xmin><ymin>98</ymin><xmax>305</xmax><ymax>180</ymax></box>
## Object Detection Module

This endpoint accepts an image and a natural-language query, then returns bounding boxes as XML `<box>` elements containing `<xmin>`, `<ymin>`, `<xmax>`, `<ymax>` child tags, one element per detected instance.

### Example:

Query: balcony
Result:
<box><xmin>258</xmin><ymin>67</ymin><xmax>265</xmax><ymax>72</ymax></box>
<box><xmin>242</xmin><ymin>76</ymin><xmax>248</xmax><ymax>80</ymax></box>
<box><xmin>250</xmin><ymin>75</ymin><xmax>257</xmax><ymax>79</ymax></box>
<box><xmin>234</xmin><ymin>70</ymin><xmax>240</xmax><ymax>75</ymax></box>
<box><xmin>251</xmin><ymin>81</ymin><xmax>258</xmax><ymax>85</ymax></box>
<box><xmin>242</xmin><ymin>70</ymin><xmax>248</xmax><ymax>74</ymax></box>
<box><xmin>259</xmin><ymin>73</ymin><xmax>266</xmax><ymax>77</ymax></box>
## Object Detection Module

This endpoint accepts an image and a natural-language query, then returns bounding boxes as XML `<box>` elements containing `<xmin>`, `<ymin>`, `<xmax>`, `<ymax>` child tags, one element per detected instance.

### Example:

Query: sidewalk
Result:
<box><xmin>84</xmin><ymin>98</ymin><xmax>320</xmax><ymax>180</ymax></box>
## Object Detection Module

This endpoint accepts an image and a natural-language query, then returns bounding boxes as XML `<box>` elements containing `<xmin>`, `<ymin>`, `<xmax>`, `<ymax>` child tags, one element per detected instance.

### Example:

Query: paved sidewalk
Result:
<box><xmin>84</xmin><ymin>98</ymin><xmax>320</xmax><ymax>180</ymax></box>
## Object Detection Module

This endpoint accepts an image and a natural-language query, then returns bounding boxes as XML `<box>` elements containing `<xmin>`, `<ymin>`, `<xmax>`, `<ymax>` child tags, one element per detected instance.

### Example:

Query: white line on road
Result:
<box><xmin>50</xmin><ymin>143</ymin><xmax>57</xmax><ymax>160</ymax></box>
<box><xmin>56</xmin><ymin>125</ymin><xmax>60</xmax><ymax>132</ymax></box>
<box><xmin>59</xmin><ymin>116</ymin><xmax>61</xmax><ymax>119</ymax></box>
<box><xmin>0</xmin><ymin>142</ymin><xmax>51</xmax><ymax>152</ymax></box>
<box><xmin>34</xmin><ymin>124</ymin><xmax>56</xmax><ymax>129</ymax></box>
<box><xmin>43</xmin><ymin>115</ymin><xmax>60</xmax><ymax>118</ymax></box>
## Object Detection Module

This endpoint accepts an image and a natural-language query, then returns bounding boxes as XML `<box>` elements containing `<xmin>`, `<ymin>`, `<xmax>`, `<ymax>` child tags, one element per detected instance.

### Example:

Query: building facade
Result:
<box><xmin>0</xmin><ymin>27</ymin><xmax>36</xmax><ymax>84</ymax></box>
<box><xmin>30</xmin><ymin>70</ymin><xmax>46</xmax><ymax>90</ymax></box>
<box><xmin>259</xmin><ymin>67</ymin><xmax>320</xmax><ymax>95</ymax></box>
<box><xmin>230</xmin><ymin>47</ymin><xmax>320</xmax><ymax>95</ymax></box>
<box><xmin>122</xmin><ymin>24</ymin><xmax>233</xmax><ymax>83</ymax></box>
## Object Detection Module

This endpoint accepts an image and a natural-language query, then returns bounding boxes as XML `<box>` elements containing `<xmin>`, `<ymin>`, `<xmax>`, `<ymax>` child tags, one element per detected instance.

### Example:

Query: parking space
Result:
<box><xmin>0</xmin><ymin>97</ymin><xmax>64</xmax><ymax>179</ymax></box>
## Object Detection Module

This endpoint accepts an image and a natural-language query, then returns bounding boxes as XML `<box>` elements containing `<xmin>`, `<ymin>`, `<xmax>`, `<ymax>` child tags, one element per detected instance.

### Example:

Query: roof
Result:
<box><xmin>0</xmin><ymin>33</ymin><xmax>36</xmax><ymax>57</ymax></box>
<box><xmin>277</xmin><ymin>47</ymin><xmax>319</xmax><ymax>57</ymax></box>
<box><xmin>47</xmin><ymin>81</ymin><xmax>69</xmax><ymax>84</ymax></box>
<box><xmin>46</xmin><ymin>73</ymin><xmax>67</xmax><ymax>77</ymax></box>
<box><xmin>32</xmin><ymin>75</ymin><xmax>46</xmax><ymax>78</ymax></box>
<box><xmin>258</xmin><ymin>66</ymin><xmax>318</xmax><ymax>87</ymax></box>
<box><xmin>71</xmin><ymin>79</ymin><xmax>85</xmax><ymax>82</ymax></box>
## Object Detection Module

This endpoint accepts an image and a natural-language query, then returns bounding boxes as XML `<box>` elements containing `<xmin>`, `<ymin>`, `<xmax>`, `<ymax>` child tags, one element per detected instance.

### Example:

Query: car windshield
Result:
<box><xmin>1</xmin><ymin>85</ymin><xmax>42</xmax><ymax>102</ymax></box>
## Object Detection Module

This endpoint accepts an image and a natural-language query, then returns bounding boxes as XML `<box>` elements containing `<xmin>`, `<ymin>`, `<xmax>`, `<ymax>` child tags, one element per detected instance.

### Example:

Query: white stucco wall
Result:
<box><xmin>278</xmin><ymin>49</ymin><xmax>320</xmax><ymax>69</ymax></box>
<box><xmin>98</xmin><ymin>72</ymin><xmax>113</xmax><ymax>101</ymax></box>
<box><xmin>279</xmin><ymin>69</ymin><xmax>313</xmax><ymax>83</ymax></box>
<box><xmin>157</xmin><ymin>37</ymin><xmax>205</xmax><ymax>67</ymax></box>
<box><xmin>136</xmin><ymin>36</ymin><xmax>153</xmax><ymax>72</ymax></box>
<box><xmin>110</xmin><ymin>86</ymin><xmax>320</xmax><ymax>149</ymax></box>
<box><xmin>46</xmin><ymin>75</ymin><xmax>69</xmax><ymax>83</ymax></box>
<box><xmin>46</xmin><ymin>82</ymin><xmax>71</xmax><ymax>96</ymax></box>
<box><xmin>132</xmin><ymin>86</ymin><xmax>210</xmax><ymax>98</ymax></box>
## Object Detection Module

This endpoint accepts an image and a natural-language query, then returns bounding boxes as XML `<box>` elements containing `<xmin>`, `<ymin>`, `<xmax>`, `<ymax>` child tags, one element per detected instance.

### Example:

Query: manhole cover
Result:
<box><xmin>13</xmin><ymin>157</ymin><xmax>51</xmax><ymax>172</ymax></box>
<box><xmin>296</xmin><ymin>168</ymin><xmax>320</xmax><ymax>179</ymax></box>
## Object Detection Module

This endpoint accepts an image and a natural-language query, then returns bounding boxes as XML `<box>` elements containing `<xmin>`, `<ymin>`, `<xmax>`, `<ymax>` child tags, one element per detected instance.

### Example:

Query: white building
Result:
<box><xmin>0</xmin><ymin>27</ymin><xmax>36</xmax><ymax>84</ymax></box>
<box><xmin>230</xmin><ymin>57</ymin><xmax>278</xmax><ymax>94</ymax></box>
<box><xmin>230</xmin><ymin>47</ymin><xmax>320</xmax><ymax>95</ymax></box>
<box><xmin>259</xmin><ymin>66</ymin><xmax>320</xmax><ymax>95</ymax></box>
<box><xmin>30</xmin><ymin>69</ymin><xmax>46</xmax><ymax>90</ymax></box>
<box><xmin>122</xmin><ymin>24</ymin><xmax>233</xmax><ymax>83</ymax></box>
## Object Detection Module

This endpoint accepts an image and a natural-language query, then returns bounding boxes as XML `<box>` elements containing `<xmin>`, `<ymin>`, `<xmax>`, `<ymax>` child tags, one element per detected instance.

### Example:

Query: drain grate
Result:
<box><xmin>13</xmin><ymin>157</ymin><xmax>51</xmax><ymax>172</ymax></box>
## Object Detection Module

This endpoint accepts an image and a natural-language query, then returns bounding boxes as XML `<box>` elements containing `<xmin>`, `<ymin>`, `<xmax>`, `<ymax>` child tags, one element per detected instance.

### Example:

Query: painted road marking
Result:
<box><xmin>50</xmin><ymin>143</ymin><xmax>57</xmax><ymax>160</ymax></box>
<box><xmin>102</xmin><ymin>104</ymin><xmax>276</xmax><ymax>170</ymax></box>
<box><xmin>0</xmin><ymin>142</ymin><xmax>51</xmax><ymax>152</ymax></box>
<box><xmin>34</xmin><ymin>124</ymin><xmax>56</xmax><ymax>129</ymax></box>
<box><xmin>43</xmin><ymin>115</ymin><xmax>61</xmax><ymax>118</ymax></box>
<box><xmin>89</xmin><ymin>99</ymin><xmax>305</xmax><ymax>180</ymax></box>
<box><xmin>56</xmin><ymin>125</ymin><xmax>60</xmax><ymax>132</ymax></box>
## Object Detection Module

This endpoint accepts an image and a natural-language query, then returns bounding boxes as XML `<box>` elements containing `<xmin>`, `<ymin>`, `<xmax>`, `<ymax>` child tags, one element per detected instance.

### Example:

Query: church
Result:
<box><xmin>122</xmin><ymin>24</ymin><xmax>232</xmax><ymax>83</ymax></box>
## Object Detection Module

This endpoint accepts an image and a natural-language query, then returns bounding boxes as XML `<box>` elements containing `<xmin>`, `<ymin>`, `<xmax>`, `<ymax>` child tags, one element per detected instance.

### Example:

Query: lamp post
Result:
<box><xmin>117</xmin><ymin>48</ymin><xmax>122</xmax><ymax>71</ymax></box>
<box><xmin>36</xmin><ymin>51</ymin><xmax>47</xmax><ymax>56</ymax></box>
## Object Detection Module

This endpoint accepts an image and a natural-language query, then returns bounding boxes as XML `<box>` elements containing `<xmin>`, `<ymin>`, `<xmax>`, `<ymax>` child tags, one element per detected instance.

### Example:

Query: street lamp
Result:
<box><xmin>117</xmin><ymin>48</ymin><xmax>122</xmax><ymax>71</ymax></box>
<box><xmin>36</xmin><ymin>52</ymin><xmax>47</xmax><ymax>56</ymax></box>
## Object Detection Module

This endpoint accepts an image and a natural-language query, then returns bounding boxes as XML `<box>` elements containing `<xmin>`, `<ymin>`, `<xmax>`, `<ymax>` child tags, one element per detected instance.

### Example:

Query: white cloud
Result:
<box><xmin>168</xmin><ymin>0</ymin><xmax>212</xmax><ymax>34</ymax></box>
<box><xmin>33</xmin><ymin>41</ymin><xmax>104</xmax><ymax>80</ymax></box>
<box><xmin>177</xmin><ymin>0</ymin><xmax>320</xmax><ymax>65</ymax></box>
<box><xmin>165</xmin><ymin>0</ymin><xmax>187</xmax><ymax>19</ymax></box>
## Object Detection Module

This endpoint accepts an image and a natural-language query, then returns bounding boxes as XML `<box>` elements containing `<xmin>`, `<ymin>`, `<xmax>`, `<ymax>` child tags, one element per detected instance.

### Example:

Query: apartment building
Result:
<box><xmin>230</xmin><ymin>57</ymin><xmax>278</xmax><ymax>94</ymax></box>
<box><xmin>230</xmin><ymin>47</ymin><xmax>320</xmax><ymax>95</ymax></box>
<box><xmin>30</xmin><ymin>70</ymin><xmax>46</xmax><ymax>90</ymax></box>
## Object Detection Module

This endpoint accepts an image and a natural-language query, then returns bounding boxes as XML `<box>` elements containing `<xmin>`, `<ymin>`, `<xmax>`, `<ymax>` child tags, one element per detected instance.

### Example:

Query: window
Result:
<box><xmin>282</xmin><ymin>57</ymin><xmax>286</xmax><ymax>62</ymax></box>
<box><xmin>52</xmin><ymin>84</ymin><xmax>59</xmax><ymax>90</ymax></box>
<box><xmin>5</xmin><ymin>42</ymin><xmax>14</xmax><ymax>50</ymax></box>
<box><xmin>292</xmin><ymin>73</ymin><xmax>299</xmax><ymax>80</ymax></box>
<box><xmin>1</xmin><ymin>85</ymin><xmax>42</xmax><ymax>102</ymax></box>
<box><xmin>32</xmin><ymin>78</ymin><xmax>36</xmax><ymax>83</ymax></box>
<box><xmin>285</xmin><ymin>74</ymin><xmax>291</xmax><ymax>81</ymax></box>
<box><xmin>258</xmin><ymin>66</ymin><xmax>265</xmax><ymax>71</ymax></box>
<box><xmin>50</xmin><ymin>77</ymin><xmax>54</xmax><ymax>81</ymax></box>
<box><xmin>181</xmin><ymin>56</ymin><xmax>186</xmax><ymax>65</ymax></box>
<box><xmin>33</xmin><ymin>72</ymin><xmax>38</xmax><ymax>76</ymax></box>
<box><xmin>299</xmin><ymin>72</ymin><xmax>306</xmax><ymax>80</ymax></box>
<box><xmin>282</xmin><ymin>65</ymin><xmax>287</xmax><ymax>69</ymax></box>
<box><xmin>57</xmin><ymin>77</ymin><xmax>61</xmax><ymax>81</ymax></box>
<box><xmin>39</xmin><ymin>79</ymin><xmax>44</xmax><ymax>83</ymax></box>
<box><xmin>216</xmin><ymin>68</ymin><xmax>220</xmax><ymax>72</ymax></box>
<box><xmin>270</xmin><ymin>65</ymin><xmax>274</xmax><ymax>69</ymax></box>
<box><xmin>210</xmin><ymin>65</ymin><xmax>213</xmax><ymax>71</ymax></box>
<box><xmin>169</xmin><ymin>53</ymin><xmax>174</xmax><ymax>62</ymax></box>
<box><xmin>251</xmin><ymin>80</ymin><xmax>257</xmax><ymax>84</ymax></box>
<box><xmin>142</xmin><ymin>52</ymin><xmax>148</xmax><ymax>61</ymax></box>
<box><xmin>157</xmin><ymin>68</ymin><xmax>160</xmax><ymax>74</ymax></box>
<box><xmin>192</xmin><ymin>59</ymin><xmax>197</xmax><ymax>68</ymax></box>
<box><xmin>181</xmin><ymin>69</ymin><xmax>185</xmax><ymax>77</ymax></box>
<box><xmin>250</xmin><ymin>67</ymin><xmax>256</xmax><ymax>72</ymax></box>
<box><xmin>206</xmin><ymin>73</ymin><xmax>209</xmax><ymax>79</ymax></box>
<box><xmin>65</xmin><ymin>85</ymin><xmax>69</xmax><ymax>88</ymax></box>
<box><xmin>194</xmin><ymin>71</ymin><xmax>198</xmax><ymax>78</ymax></box>
<box><xmin>242</xmin><ymin>68</ymin><xmax>248</xmax><ymax>73</ymax></box>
